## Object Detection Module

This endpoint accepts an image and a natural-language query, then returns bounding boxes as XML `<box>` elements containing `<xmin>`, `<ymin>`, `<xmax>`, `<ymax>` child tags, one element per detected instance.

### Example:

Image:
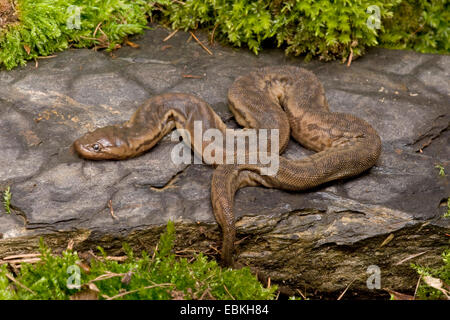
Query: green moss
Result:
<box><xmin>412</xmin><ymin>250</ymin><xmax>450</xmax><ymax>300</ymax></box>
<box><xmin>2</xmin><ymin>186</ymin><xmax>11</xmax><ymax>214</ymax></box>
<box><xmin>444</xmin><ymin>198</ymin><xmax>450</xmax><ymax>218</ymax></box>
<box><xmin>161</xmin><ymin>0</ymin><xmax>401</xmax><ymax>61</ymax></box>
<box><xmin>435</xmin><ymin>164</ymin><xmax>446</xmax><ymax>177</ymax></box>
<box><xmin>380</xmin><ymin>0</ymin><xmax>449</xmax><ymax>54</ymax></box>
<box><xmin>0</xmin><ymin>0</ymin><xmax>156</xmax><ymax>70</ymax></box>
<box><xmin>160</xmin><ymin>0</ymin><xmax>448</xmax><ymax>60</ymax></box>
<box><xmin>0</xmin><ymin>0</ymin><xmax>448</xmax><ymax>70</ymax></box>
<box><xmin>0</xmin><ymin>221</ymin><xmax>277</xmax><ymax>300</ymax></box>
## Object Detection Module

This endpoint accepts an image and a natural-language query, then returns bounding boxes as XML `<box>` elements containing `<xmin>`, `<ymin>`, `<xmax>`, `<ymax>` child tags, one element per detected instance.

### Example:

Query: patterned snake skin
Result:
<box><xmin>74</xmin><ymin>66</ymin><xmax>382</xmax><ymax>266</ymax></box>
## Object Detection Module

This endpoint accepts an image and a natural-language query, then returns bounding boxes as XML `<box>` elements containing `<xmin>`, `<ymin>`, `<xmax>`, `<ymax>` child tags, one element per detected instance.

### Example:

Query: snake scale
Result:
<box><xmin>74</xmin><ymin>66</ymin><xmax>382</xmax><ymax>266</ymax></box>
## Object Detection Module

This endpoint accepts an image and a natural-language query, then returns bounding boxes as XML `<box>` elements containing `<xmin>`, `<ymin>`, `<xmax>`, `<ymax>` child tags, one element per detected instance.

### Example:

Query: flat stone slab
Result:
<box><xmin>0</xmin><ymin>25</ymin><xmax>448</xmax><ymax>299</ymax></box>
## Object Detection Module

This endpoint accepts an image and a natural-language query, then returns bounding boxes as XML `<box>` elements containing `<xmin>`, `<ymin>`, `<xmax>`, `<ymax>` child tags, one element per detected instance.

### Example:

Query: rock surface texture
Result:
<box><xmin>0</xmin><ymin>26</ymin><xmax>448</xmax><ymax>299</ymax></box>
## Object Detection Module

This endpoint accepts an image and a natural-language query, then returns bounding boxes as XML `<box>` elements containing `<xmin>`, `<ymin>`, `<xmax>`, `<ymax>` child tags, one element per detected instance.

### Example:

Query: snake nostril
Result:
<box><xmin>73</xmin><ymin>140</ymin><xmax>86</xmax><ymax>156</ymax></box>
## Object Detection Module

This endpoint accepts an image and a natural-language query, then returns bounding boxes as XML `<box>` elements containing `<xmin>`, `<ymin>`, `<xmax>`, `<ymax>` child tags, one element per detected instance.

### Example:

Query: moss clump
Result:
<box><xmin>380</xmin><ymin>0</ymin><xmax>449</xmax><ymax>54</ymax></box>
<box><xmin>161</xmin><ymin>0</ymin><xmax>401</xmax><ymax>61</ymax></box>
<box><xmin>2</xmin><ymin>186</ymin><xmax>11</xmax><ymax>214</ymax></box>
<box><xmin>0</xmin><ymin>0</ymin><xmax>157</xmax><ymax>70</ymax></box>
<box><xmin>0</xmin><ymin>221</ymin><xmax>277</xmax><ymax>300</ymax></box>
<box><xmin>0</xmin><ymin>0</ymin><xmax>448</xmax><ymax>70</ymax></box>
<box><xmin>412</xmin><ymin>250</ymin><xmax>450</xmax><ymax>300</ymax></box>
<box><xmin>444</xmin><ymin>198</ymin><xmax>450</xmax><ymax>218</ymax></box>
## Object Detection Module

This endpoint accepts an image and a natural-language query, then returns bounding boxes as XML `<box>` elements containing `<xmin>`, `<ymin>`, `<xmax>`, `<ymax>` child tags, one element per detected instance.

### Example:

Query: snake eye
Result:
<box><xmin>92</xmin><ymin>144</ymin><xmax>101</xmax><ymax>152</ymax></box>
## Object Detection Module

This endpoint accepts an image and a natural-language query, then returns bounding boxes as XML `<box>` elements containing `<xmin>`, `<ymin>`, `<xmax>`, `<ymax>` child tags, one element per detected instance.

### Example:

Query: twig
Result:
<box><xmin>5</xmin><ymin>273</ymin><xmax>36</xmax><ymax>295</ymax></box>
<box><xmin>384</xmin><ymin>288</ymin><xmax>415</xmax><ymax>300</ymax></box>
<box><xmin>189</xmin><ymin>31</ymin><xmax>213</xmax><ymax>56</ymax></box>
<box><xmin>161</xmin><ymin>45</ymin><xmax>173</xmax><ymax>51</ymax></box>
<box><xmin>93</xmin><ymin>22</ymin><xmax>102</xmax><ymax>37</ymax></box>
<box><xmin>208</xmin><ymin>245</ymin><xmax>220</xmax><ymax>254</ymax></box>
<box><xmin>337</xmin><ymin>278</ymin><xmax>356</xmax><ymax>300</ymax></box>
<box><xmin>105</xmin><ymin>256</ymin><xmax>128</xmax><ymax>262</ymax></box>
<box><xmin>90</xmin><ymin>272</ymin><xmax>128</xmax><ymax>283</ymax></box>
<box><xmin>0</xmin><ymin>258</ymin><xmax>41</xmax><ymax>265</ymax></box>
<box><xmin>151</xmin><ymin>242</ymin><xmax>159</xmax><ymax>262</ymax></box>
<box><xmin>182</xmin><ymin>74</ymin><xmax>203</xmax><ymax>79</ymax></box>
<box><xmin>86</xmin><ymin>250</ymin><xmax>127</xmax><ymax>262</ymax></box>
<box><xmin>413</xmin><ymin>275</ymin><xmax>422</xmax><ymax>299</ymax></box>
<box><xmin>98</xmin><ymin>27</ymin><xmax>107</xmax><ymax>38</ymax></box>
<box><xmin>409</xmin><ymin>24</ymin><xmax>424</xmax><ymax>38</ymax></box>
<box><xmin>163</xmin><ymin>29</ymin><xmax>179</xmax><ymax>42</ymax></box>
<box><xmin>175</xmin><ymin>248</ymin><xmax>199</xmax><ymax>254</ymax></box>
<box><xmin>395</xmin><ymin>250</ymin><xmax>429</xmax><ymax>266</ymax></box>
<box><xmin>107</xmin><ymin>283</ymin><xmax>174</xmax><ymax>300</ymax></box>
<box><xmin>67</xmin><ymin>239</ymin><xmax>74</xmax><ymax>251</ymax></box>
<box><xmin>199</xmin><ymin>287</ymin><xmax>214</xmax><ymax>300</ymax></box>
<box><xmin>3</xmin><ymin>253</ymin><xmax>41</xmax><ymax>260</ymax></box>
<box><xmin>295</xmin><ymin>288</ymin><xmax>307</xmax><ymax>300</ymax></box>
<box><xmin>79</xmin><ymin>36</ymin><xmax>100</xmax><ymax>41</ymax></box>
<box><xmin>210</xmin><ymin>23</ymin><xmax>219</xmax><ymax>45</ymax></box>
<box><xmin>37</xmin><ymin>55</ymin><xmax>57</xmax><ymax>59</ymax></box>
<box><xmin>125</xmin><ymin>40</ymin><xmax>140</xmax><ymax>49</ymax></box>
<box><xmin>223</xmin><ymin>284</ymin><xmax>235</xmax><ymax>300</ymax></box>
<box><xmin>107</xmin><ymin>199</ymin><xmax>118</xmax><ymax>220</ymax></box>
<box><xmin>346</xmin><ymin>47</ymin><xmax>353</xmax><ymax>67</ymax></box>
<box><xmin>234</xmin><ymin>235</ymin><xmax>250</xmax><ymax>245</ymax></box>
<box><xmin>379</xmin><ymin>233</ymin><xmax>394</xmax><ymax>248</ymax></box>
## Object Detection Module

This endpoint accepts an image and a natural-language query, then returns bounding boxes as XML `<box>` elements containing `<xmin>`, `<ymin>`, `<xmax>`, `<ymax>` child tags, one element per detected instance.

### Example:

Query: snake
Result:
<box><xmin>73</xmin><ymin>66</ymin><xmax>382</xmax><ymax>266</ymax></box>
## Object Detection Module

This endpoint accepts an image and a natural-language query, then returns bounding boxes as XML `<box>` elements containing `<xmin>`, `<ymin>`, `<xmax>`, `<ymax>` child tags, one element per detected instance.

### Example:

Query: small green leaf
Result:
<box><xmin>3</xmin><ymin>186</ymin><xmax>11</xmax><ymax>214</ymax></box>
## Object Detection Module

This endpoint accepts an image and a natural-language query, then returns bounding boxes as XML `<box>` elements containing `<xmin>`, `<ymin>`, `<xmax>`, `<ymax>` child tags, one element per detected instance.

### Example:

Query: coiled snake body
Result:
<box><xmin>74</xmin><ymin>66</ymin><xmax>381</xmax><ymax>266</ymax></box>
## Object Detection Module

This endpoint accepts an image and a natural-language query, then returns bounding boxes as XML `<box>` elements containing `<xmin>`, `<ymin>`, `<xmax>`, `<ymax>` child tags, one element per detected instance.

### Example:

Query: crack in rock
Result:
<box><xmin>407</xmin><ymin>114</ymin><xmax>450</xmax><ymax>151</ymax></box>
<box><xmin>149</xmin><ymin>164</ymin><xmax>191</xmax><ymax>192</ymax></box>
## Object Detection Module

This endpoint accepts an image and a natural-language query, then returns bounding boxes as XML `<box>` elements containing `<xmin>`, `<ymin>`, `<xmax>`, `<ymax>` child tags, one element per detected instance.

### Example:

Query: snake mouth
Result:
<box><xmin>73</xmin><ymin>140</ymin><xmax>99</xmax><ymax>160</ymax></box>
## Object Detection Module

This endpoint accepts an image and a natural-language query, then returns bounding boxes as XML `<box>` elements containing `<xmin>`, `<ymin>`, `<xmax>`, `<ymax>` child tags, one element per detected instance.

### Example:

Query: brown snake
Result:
<box><xmin>73</xmin><ymin>66</ymin><xmax>382</xmax><ymax>266</ymax></box>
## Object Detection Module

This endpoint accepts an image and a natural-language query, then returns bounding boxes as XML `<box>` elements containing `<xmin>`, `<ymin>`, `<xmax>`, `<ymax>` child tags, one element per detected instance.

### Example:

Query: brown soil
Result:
<box><xmin>0</xmin><ymin>0</ymin><xmax>18</xmax><ymax>30</ymax></box>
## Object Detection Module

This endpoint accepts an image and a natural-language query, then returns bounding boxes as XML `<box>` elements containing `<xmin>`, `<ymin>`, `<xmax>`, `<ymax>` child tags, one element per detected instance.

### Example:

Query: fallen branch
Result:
<box><xmin>0</xmin><ymin>257</ymin><xmax>41</xmax><ymax>265</ymax></box>
<box><xmin>395</xmin><ymin>251</ymin><xmax>429</xmax><ymax>266</ymax></box>
<box><xmin>189</xmin><ymin>31</ymin><xmax>213</xmax><ymax>56</ymax></box>
<box><xmin>90</xmin><ymin>271</ymin><xmax>128</xmax><ymax>283</ymax></box>
<box><xmin>295</xmin><ymin>288</ymin><xmax>307</xmax><ymax>300</ymax></box>
<box><xmin>210</xmin><ymin>23</ymin><xmax>219</xmax><ymax>45</ymax></box>
<box><xmin>182</xmin><ymin>74</ymin><xmax>203</xmax><ymax>79</ymax></box>
<box><xmin>107</xmin><ymin>199</ymin><xmax>118</xmax><ymax>220</ymax></box>
<box><xmin>5</xmin><ymin>273</ymin><xmax>36</xmax><ymax>295</ymax></box>
<box><xmin>223</xmin><ymin>284</ymin><xmax>235</xmax><ymax>300</ymax></box>
<box><xmin>93</xmin><ymin>22</ymin><xmax>102</xmax><ymax>37</ymax></box>
<box><xmin>346</xmin><ymin>48</ymin><xmax>353</xmax><ymax>67</ymax></box>
<box><xmin>106</xmin><ymin>283</ymin><xmax>174</xmax><ymax>300</ymax></box>
<box><xmin>337</xmin><ymin>278</ymin><xmax>356</xmax><ymax>300</ymax></box>
<box><xmin>3</xmin><ymin>253</ymin><xmax>41</xmax><ymax>260</ymax></box>
<box><xmin>163</xmin><ymin>29</ymin><xmax>179</xmax><ymax>42</ymax></box>
<box><xmin>413</xmin><ymin>275</ymin><xmax>422</xmax><ymax>299</ymax></box>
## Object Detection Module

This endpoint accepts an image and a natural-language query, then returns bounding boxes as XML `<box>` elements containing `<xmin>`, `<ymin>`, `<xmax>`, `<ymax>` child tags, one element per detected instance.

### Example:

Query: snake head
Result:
<box><xmin>73</xmin><ymin>126</ymin><xmax>131</xmax><ymax>160</ymax></box>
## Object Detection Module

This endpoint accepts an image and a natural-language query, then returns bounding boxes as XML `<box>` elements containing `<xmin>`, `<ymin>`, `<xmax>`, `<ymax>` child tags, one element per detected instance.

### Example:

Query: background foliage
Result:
<box><xmin>0</xmin><ymin>0</ymin><xmax>153</xmax><ymax>69</ymax></box>
<box><xmin>412</xmin><ymin>250</ymin><xmax>450</xmax><ymax>300</ymax></box>
<box><xmin>162</xmin><ymin>0</ymin><xmax>400</xmax><ymax>61</ymax></box>
<box><xmin>0</xmin><ymin>0</ymin><xmax>448</xmax><ymax>70</ymax></box>
<box><xmin>0</xmin><ymin>222</ymin><xmax>277</xmax><ymax>300</ymax></box>
<box><xmin>380</xmin><ymin>0</ymin><xmax>449</xmax><ymax>54</ymax></box>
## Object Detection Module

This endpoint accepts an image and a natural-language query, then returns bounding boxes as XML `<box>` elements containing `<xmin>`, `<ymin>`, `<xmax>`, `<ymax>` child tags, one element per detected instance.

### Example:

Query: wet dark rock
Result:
<box><xmin>0</xmin><ymin>25</ymin><xmax>448</xmax><ymax>299</ymax></box>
